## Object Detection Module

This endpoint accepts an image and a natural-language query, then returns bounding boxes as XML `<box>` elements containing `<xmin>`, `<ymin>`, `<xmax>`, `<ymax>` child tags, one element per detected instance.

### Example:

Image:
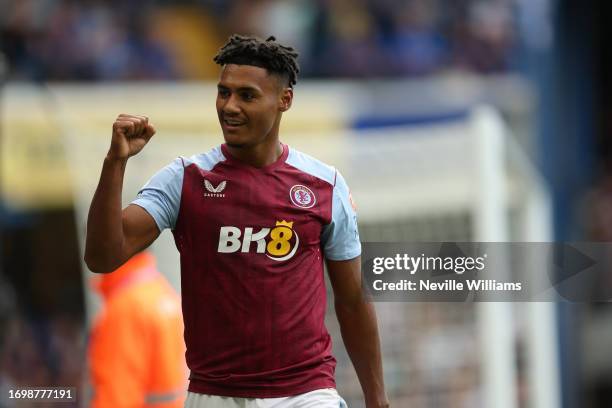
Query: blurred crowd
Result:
<box><xmin>0</xmin><ymin>311</ymin><xmax>85</xmax><ymax>407</ymax></box>
<box><xmin>0</xmin><ymin>0</ymin><xmax>518</xmax><ymax>81</ymax></box>
<box><xmin>0</xmin><ymin>209</ymin><xmax>85</xmax><ymax>407</ymax></box>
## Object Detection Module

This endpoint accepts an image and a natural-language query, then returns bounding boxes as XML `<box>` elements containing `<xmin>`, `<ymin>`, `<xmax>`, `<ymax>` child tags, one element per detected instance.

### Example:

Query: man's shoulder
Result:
<box><xmin>286</xmin><ymin>146</ymin><xmax>337</xmax><ymax>186</ymax></box>
<box><xmin>182</xmin><ymin>145</ymin><xmax>226</xmax><ymax>171</ymax></box>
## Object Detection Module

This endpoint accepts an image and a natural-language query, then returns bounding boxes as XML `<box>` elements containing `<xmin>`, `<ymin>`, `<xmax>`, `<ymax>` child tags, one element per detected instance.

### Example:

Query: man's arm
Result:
<box><xmin>327</xmin><ymin>256</ymin><xmax>389</xmax><ymax>408</ymax></box>
<box><xmin>84</xmin><ymin>114</ymin><xmax>159</xmax><ymax>273</ymax></box>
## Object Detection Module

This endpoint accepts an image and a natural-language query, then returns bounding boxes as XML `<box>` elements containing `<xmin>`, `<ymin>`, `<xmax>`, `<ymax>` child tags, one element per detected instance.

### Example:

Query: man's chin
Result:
<box><xmin>223</xmin><ymin>135</ymin><xmax>247</xmax><ymax>149</ymax></box>
<box><xmin>223</xmin><ymin>134</ymin><xmax>247</xmax><ymax>148</ymax></box>
<box><xmin>225</xmin><ymin>142</ymin><xmax>246</xmax><ymax>148</ymax></box>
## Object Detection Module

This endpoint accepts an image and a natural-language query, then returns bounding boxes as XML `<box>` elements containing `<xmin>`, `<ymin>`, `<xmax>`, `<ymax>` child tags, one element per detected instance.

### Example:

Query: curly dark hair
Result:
<box><xmin>213</xmin><ymin>34</ymin><xmax>300</xmax><ymax>88</ymax></box>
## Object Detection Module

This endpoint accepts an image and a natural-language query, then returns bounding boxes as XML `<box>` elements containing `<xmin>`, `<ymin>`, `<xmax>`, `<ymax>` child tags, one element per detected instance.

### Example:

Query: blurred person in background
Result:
<box><xmin>84</xmin><ymin>35</ymin><xmax>388</xmax><ymax>407</ymax></box>
<box><xmin>387</xmin><ymin>0</ymin><xmax>448</xmax><ymax>76</ymax></box>
<box><xmin>451</xmin><ymin>0</ymin><xmax>516</xmax><ymax>73</ymax></box>
<box><xmin>0</xmin><ymin>0</ymin><xmax>518</xmax><ymax>80</ymax></box>
<box><xmin>309</xmin><ymin>0</ymin><xmax>385</xmax><ymax>77</ymax></box>
<box><xmin>0</xmin><ymin>0</ymin><xmax>175</xmax><ymax>80</ymax></box>
<box><xmin>89</xmin><ymin>251</ymin><xmax>187</xmax><ymax>408</ymax></box>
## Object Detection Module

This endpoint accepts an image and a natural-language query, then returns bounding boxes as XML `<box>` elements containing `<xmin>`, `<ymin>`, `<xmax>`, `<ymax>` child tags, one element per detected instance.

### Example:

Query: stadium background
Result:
<box><xmin>1</xmin><ymin>0</ymin><xmax>611</xmax><ymax>407</ymax></box>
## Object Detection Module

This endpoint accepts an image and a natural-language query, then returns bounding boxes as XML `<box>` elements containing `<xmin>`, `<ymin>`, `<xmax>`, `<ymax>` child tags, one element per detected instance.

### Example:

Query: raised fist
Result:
<box><xmin>108</xmin><ymin>114</ymin><xmax>156</xmax><ymax>160</ymax></box>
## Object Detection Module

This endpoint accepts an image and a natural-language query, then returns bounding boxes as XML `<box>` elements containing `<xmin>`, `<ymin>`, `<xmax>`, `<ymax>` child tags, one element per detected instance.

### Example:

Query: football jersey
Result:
<box><xmin>131</xmin><ymin>143</ymin><xmax>360</xmax><ymax>398</ymax></box>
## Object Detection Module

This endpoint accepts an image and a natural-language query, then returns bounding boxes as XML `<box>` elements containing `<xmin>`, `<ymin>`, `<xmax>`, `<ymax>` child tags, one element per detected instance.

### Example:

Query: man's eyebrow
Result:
<box><xmin>237</xmin><ymin>86</ymin><xmax>260</xmax><ymax>93</ymax></box>
<box><xmin>217</xmin><ymin>84</ymin><xmax>261</xmax><ymax>93</ymax></box>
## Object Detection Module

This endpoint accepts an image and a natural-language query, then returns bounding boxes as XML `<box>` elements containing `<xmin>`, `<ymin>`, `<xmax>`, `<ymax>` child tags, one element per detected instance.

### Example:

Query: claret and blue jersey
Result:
<box><xmin>132</xmin><ymin>143</ymin><xmax>360</xmax><ymax>398</ymax></box>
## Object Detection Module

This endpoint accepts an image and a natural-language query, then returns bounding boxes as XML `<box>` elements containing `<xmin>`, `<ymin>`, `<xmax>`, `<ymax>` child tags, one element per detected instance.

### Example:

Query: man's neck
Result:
<box><xmin>225</xmin><ymin>139</ymin><xmax>283</xmax><ymax>168</ymax></box>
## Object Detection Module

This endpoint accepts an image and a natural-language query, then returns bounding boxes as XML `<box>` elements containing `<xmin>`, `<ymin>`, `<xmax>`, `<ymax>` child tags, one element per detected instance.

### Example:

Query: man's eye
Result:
<box><xmin>242</xmin><ymin>93</ymin><xmax>255</xmax><ymax>101</ymax></box>
<box><xmin>218</xmin><ymin>89</ymin><xmax>230</xmax><ymax>98</ymax></box>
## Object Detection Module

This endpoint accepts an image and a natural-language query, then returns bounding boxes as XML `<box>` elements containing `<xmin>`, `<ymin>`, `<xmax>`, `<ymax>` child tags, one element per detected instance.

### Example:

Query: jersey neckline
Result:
<box><xmin>220</xmin><ymin>142</ymin><xmax>289</xmax><ymax>172</ymax></box>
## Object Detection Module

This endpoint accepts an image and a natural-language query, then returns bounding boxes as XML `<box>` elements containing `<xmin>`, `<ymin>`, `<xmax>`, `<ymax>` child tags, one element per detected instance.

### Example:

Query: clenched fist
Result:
<box><xmin>108</xmin><ymin>114</ymin><xmax>156</xmax><ymax>160</ymax></box>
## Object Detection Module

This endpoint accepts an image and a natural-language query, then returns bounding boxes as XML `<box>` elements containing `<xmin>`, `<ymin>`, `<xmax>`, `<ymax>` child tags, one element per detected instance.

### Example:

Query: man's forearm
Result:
<box><xmin>335</xmin><ymin>299</ymin><xmax>389</xmax><ymax>408</ymax></box>
<box><xmin>84</xmin><ymin>155</ymin><xmax>128</xmax><ymax>272</ymax></box>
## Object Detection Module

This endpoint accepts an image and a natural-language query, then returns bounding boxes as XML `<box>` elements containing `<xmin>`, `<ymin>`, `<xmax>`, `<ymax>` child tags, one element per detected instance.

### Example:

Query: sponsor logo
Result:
<box><xmin>217</xmin><ymin>220</ymin><xmax>299</xmax><ymax>261</ymax></box>
<box><xmin>289</xmin><ymin>185</ymin><xmax>316</xmax><ymax>208</ymax></box>
<box><xmin>204</xmin><ymin>179</ymin><xmax>226</xmax><ymax>198</ymax></box>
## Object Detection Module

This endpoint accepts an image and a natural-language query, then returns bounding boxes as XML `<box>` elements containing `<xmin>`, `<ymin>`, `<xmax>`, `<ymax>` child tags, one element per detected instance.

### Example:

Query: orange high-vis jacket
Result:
<box><xmin>89</xmin><ymin>252</ymin><xmax>187</xmax><ymax>408</ymax></box>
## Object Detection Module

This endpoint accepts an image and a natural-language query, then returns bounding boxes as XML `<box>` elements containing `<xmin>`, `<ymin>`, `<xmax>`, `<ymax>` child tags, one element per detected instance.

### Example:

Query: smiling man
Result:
<box><xmin>85</xmin><ymin>34</ymin><xmax>389</xmax><ymax>408</ymax></box>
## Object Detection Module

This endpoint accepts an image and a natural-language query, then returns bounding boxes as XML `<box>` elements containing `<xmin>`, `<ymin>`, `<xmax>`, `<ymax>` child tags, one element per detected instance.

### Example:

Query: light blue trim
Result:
<box><xmin>321</xmin><ymin>171</ymin><xmax>361</xmax><ymax>261</ymax></box>
<box><xmin>286</xmin><ymin>147</ymin><xmax>360</xmax><ymax>259</ymax></box>
<box><xmin>185</xmin><ymin>145</ymin><xmax>226</xmax><ymax>171</ymax></box>
<box><xmin>286</xmin><ymin>147</ymin><xmax>336</xmax><ymax>186</ymax></box>
<box><xmin>132</xmin><ymin>157</ymin><xmax>184</xmax><ymax>232</ymax></box>
<box><xmin>131</xmin><ymin>146</ymin><xmax>225</xmax><ymax>231</ymax></box>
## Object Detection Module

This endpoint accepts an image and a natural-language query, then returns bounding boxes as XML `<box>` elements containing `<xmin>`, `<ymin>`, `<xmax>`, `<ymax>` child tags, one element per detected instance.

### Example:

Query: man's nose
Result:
<box><xmin>222</xmin><ymin>95</ymin><xmax>241</xmax><ymax>115</ymax></box>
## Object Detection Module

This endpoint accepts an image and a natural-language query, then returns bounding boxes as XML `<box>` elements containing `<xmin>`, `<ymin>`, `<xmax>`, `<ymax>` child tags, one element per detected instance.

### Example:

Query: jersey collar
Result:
<box><xmin>221</xmin><ymin>142</ymin><xmax>288</xmax><ymax>172</ymax></box>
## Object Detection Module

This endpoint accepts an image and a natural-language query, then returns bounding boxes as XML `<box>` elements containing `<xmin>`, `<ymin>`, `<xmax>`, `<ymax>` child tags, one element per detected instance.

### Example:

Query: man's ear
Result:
<box><xmin>279</xmin><ymin>87</ymin><xmax>293</xmax><ymax>112</ymax></box>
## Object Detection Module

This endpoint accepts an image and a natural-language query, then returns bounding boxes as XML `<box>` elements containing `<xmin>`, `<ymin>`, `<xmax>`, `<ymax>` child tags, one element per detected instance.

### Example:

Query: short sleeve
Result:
<box><xmin>321</xmin><ymin>171</ymin><xmax>361</xmax><ymax>261</ymax></box>
<box><xmin>131</xmin><ymin>158</ymin><xmax>184</xmax><ymax>232</ymax></box>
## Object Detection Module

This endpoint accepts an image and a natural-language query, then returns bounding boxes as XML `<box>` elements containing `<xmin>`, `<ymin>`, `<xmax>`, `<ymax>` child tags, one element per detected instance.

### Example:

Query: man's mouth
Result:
<box><xmin>223</xmin><ymin>118</ymin><xmax>246</xmax><ymax>127</ymax></box>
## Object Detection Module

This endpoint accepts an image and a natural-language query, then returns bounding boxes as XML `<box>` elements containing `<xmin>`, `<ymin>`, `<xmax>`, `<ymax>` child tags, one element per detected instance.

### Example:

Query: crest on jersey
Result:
<box><xmin>289</xmin><ymin>185</ymin><xmax>316</xmax><ymax>208</ymax></box>
<box><xmin>204</xmin><ymin>179</ymin><xmax>226</xmax><ymax>198</ymax></box>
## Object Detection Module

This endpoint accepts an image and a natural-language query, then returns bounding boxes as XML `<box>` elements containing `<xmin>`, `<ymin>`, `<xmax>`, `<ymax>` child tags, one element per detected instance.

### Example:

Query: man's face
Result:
<box><xmin>216</xmin><ymin>64</ymin><xmax>291</xmax><ymax>148</ymax></box>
